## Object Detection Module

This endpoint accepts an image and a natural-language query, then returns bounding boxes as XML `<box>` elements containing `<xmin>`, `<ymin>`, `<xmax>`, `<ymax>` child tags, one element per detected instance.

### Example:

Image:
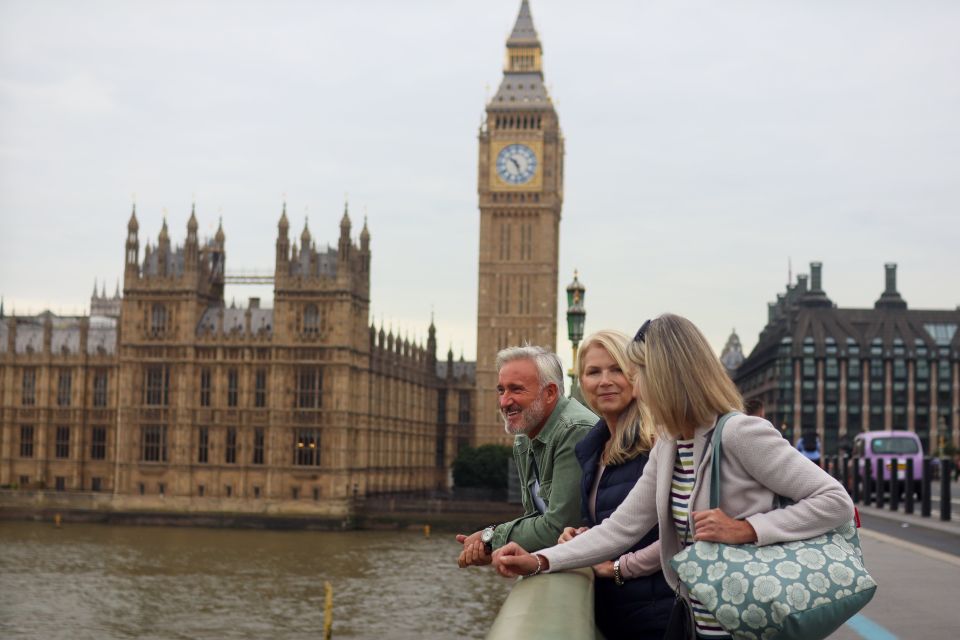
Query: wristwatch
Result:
<box><xmin>480</xmin><ymin>525</ymin><xmax>496</xmax><ymax>554</ymax></box>
<box><xmin>613</xmin><ymin>559</ymin><xmax>625</xmax><ymax>587</ymax></box>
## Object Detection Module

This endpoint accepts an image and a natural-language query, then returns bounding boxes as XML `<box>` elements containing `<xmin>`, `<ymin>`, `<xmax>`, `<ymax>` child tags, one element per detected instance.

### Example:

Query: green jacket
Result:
<box><xmin>491</xmin><ymin>396</ymin><xmax>597</xmax><ymax>550</ymax></box>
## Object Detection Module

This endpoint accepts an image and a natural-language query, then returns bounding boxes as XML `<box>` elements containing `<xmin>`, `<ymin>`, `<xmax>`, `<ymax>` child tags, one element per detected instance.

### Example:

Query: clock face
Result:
<box><xmin>496</xmin><ymin>144</ymin><xmax>538</xmax><ymax>184</ymax></box>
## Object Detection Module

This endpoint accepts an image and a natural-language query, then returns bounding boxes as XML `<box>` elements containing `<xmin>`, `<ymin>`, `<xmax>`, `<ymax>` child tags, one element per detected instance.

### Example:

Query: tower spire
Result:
<box><xmin>507</xmin><ymin>0</ymin><xmax>540</xmax><ymax>48</ymax></box>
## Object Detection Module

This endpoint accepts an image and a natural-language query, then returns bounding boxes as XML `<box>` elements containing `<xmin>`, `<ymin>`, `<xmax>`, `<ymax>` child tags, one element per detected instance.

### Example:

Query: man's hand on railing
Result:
<box><xmin>456</xmin><ymin>531</ymin><xmax>492</xmax><ymax>568</ymax></box>
<box><xmin>557</xmin><ymin>525</ymin><xmax>589</xmax><ymax>544</ymax></box>
<box><xmin>492</xmin><ymin>542</ymin><xmax>550</xmax><ymax>578</ymax></box>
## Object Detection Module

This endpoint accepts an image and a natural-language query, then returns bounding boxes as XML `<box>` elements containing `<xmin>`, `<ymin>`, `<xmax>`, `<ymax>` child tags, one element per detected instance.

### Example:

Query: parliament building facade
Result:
<box><xmin>0</xmin><ymin>1</ymin><xmax>563</xmax><ymax>513</ymax></box>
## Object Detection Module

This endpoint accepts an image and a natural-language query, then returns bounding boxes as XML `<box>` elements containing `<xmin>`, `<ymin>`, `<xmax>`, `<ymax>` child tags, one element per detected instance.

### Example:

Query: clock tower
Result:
<box><xmin>475</xmin><ymin>0</ymin><xmax>564</xmax><ymax>446</ymax></box>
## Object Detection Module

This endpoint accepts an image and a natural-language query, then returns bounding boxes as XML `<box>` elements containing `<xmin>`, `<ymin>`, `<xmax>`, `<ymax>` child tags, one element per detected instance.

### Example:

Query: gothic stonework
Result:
<box><xmin>0</xmin><ymin>204</ymin><xmax>475</xmax><ymax>509</ymax></box>
<box><xmin>475</xmin><ymin>0</ymin><xmax>564</xmax><ymax>446</ymax></box>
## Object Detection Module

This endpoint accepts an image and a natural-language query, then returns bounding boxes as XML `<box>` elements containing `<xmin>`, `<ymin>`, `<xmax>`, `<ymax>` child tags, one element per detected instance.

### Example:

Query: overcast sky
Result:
<box><xmin>1</xmin><ymin>0</ymin><xmax>958</xmax><ymax>367</ymax></box>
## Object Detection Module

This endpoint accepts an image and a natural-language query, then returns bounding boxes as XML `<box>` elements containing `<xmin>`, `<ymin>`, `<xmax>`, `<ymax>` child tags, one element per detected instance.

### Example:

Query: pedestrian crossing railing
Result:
<box><xmin>824</xmin><ymin>455</ymin><xmax>954</xmax><ymax>521</ymax></box>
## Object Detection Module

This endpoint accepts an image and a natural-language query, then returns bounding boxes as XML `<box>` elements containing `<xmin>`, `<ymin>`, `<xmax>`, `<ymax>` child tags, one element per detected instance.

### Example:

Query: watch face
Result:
<box><xmin>481</xmin><ymin>528</ymin><xmax>495</xmax><ymax>543</ymax></box>
<box><xmin>496</xmin><ymin>143</ymin><xmax>538</xmax><ymax>184</ymax></box>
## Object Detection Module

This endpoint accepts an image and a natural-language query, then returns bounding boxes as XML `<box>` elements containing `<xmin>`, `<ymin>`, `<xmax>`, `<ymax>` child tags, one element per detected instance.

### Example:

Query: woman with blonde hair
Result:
<box><xmin>494</xmin><ymin>314</ymin><xmax>854</xmax><ymax>639</ymax></box>
<box><xmin>565</xmin><ymin>330</ymin><xmax>671</xmax><ymax>640</ymax></box>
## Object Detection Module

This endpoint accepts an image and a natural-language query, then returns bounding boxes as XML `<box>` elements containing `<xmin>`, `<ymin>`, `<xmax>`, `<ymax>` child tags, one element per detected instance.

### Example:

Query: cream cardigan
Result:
<box><xmin>538</xmin><ymin>414</ymin><xmax>855</xmax><ymax>591</ymax></box>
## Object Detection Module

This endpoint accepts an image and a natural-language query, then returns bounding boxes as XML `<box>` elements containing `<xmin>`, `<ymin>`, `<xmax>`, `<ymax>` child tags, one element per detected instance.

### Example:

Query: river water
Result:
<box><xmin>0</xmin><ymin>521</ymin><xmax>512</xmax><ymax>639</ymax></box>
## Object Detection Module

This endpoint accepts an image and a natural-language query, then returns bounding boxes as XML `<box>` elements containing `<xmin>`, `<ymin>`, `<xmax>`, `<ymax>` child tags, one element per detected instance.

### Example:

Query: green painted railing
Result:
<box><xmin>486</xmin><ymin>568</ymin><xmax>600</xmax><ymax>640</ymax></box>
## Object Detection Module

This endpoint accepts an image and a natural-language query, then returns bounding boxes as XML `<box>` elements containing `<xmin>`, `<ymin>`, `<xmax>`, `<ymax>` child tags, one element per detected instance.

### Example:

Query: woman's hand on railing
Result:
<box><xmin>692</xmin><ymin>508</ymin><xmax>758</xmax><ymax>544</ymax></box>
<box><xmin>558</xmin><ymin>526</ymin><xmax>589</xmax><ymax>544</ymax></box>
<box><xmin>591</xmin><ymin>560</ymin><xmax>615</xmax><ymax>578</ymax></box>
<box><xmin>492</xmin><ymin>542</ymin><xmax>548</xmax><ymax>578</ymax></box>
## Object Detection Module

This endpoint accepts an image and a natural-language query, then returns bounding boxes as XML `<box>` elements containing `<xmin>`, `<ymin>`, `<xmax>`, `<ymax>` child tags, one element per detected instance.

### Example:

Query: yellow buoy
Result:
<box><xmin>54</xmin><ymin>513</ymin><xmax>62</xmax><ymax>528</ymax></box>
<box><xmin>423</xmin><ymin>524</ymin><xmax>431</xmax><ymax>538</ymax></box>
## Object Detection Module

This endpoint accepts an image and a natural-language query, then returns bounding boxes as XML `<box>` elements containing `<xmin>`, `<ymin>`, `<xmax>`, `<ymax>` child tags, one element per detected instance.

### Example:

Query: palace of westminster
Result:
<box><xmin>2</xmin><ymin>2</ymin><xmax>958</xmax><ymax>516</ymax></box>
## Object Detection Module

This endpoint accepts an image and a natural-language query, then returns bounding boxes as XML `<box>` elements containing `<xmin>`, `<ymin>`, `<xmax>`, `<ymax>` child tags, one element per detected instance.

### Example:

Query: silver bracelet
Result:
<box><xmin>613</xmin><ymin>559</ymin><xmax>624</xmax><ymax>587</ymax></box>
<box><xmin>525</xmin><ymin>554</ymin><xmax>543</xmax><ymax>578</ymax></box>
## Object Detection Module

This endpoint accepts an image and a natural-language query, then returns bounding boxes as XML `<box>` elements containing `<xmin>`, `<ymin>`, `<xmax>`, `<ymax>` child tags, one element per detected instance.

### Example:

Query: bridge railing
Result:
<box><xmin>486</xmin><ymin>568</ymin><xmax>601</xmax><ymax>640</ymax></box>
<box><xmin>826</xmin><ymin>455</ymin><xmax>954</xmax><ymax>521</ymax></box>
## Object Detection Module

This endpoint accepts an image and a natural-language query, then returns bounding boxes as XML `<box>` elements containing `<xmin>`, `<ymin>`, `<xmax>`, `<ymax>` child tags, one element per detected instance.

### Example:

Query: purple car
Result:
<box><xmin>853</xmin><ymin>430</ymin><xmax>924</xmax><ymax>498</ymax></box>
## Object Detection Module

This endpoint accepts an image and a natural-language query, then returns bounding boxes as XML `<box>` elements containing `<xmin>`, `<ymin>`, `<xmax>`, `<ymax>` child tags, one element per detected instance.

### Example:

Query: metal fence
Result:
<box><xmin>822</xmin><ymin>455</ymin><xmax>954</xmax><ymax>521</ymax></box>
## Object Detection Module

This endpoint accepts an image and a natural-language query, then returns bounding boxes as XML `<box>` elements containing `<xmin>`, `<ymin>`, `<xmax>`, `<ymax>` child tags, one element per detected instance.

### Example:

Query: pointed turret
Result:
<box><xmin>158</xmin><ymin>218</ymin><xmax>170</xmax><ymax>245</ymax></box>
<box><xmin>214</xmin><ymin>217</ymin><xmax>225</xmax><ymax>246</ymax></box>
<box><xmin>507</xmin><ymin>0</ymin><xmax>541</xmax><ymax>48</ymax></box>
<box><xmin>338</xmin><ymin>201</ymin><xmax>352</xmax><ymax>261</ymax></box>
<box><xmin>301</xmin><ymin>217</ymin><xmax>311</xmax><ymax>246</ymax></box>
<box><xmin>185</xmin><ymin>204</ymin><xmax>200</xmax><ymax>271</ymax></box>
<box><xmin>125</xmin><ymin>204</ymin><xmax>140</xmax><ymax>283</ymax></box>
<box><xmin>278</xmin><ymin>202</ymin><xmax>289</xmax><ymax>234</ymax></box>
<box><xmin>92</xmin><ymin>279</ymin><xmax>99</xmax><ymax>298</ymax></box>
<box><xmin>276</xmin><ymin>203</ymin><xmax>290</xmax><ymax>275</ymax></box>
<box><xmin>187</xmin><ymin>203</ymin><xmax>198</xmax><ymax>233</ymax></box>
<box><xmin>360</xmin><ymin>216</ymin><xmax>370</xmax><ymax>250</ymax></box>
<box><xmin>114</xmin><ymin>280</ymin><xmax>120</xmax><ymax>299</ymax></box>
<box><xmin>127</xmin><ymin>203</ymin><xmax>139</xmax><ymax>232</ymax></box>
<box><xmin>491</xmin><ymin>1</ymin><xmax>550</xmax><ymax>107</ymax></box>
<box><xmin>720</xmin><ymin>329</ymin><xmax>745</xmax><ymax>375</ymax></box>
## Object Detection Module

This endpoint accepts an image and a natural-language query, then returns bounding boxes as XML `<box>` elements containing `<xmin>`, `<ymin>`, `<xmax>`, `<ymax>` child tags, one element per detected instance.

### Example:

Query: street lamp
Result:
<box><xmin>565</xmin><ymin>270</ymin><xmax>586</xmax><ymax>397</ymax></box>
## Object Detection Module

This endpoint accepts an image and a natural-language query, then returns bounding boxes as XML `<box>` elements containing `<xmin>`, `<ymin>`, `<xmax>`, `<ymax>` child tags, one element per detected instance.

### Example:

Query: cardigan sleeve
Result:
<box><xmin>538</xmin><ymin>438</ymin><xmax>662</xmax><ymax>572</ymax></box>
<box><xmin>724</xmin><ymin>415</ymin><xmax>854</xmax><ymax>546</ymax></box>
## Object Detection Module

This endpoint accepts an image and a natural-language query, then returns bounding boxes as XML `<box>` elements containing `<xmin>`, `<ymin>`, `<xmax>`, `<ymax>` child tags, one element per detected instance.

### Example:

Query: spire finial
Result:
<box><xmin>93</xmin><ymin>278</ymin><xmax>98</xmax><ymax>298</ymax></box>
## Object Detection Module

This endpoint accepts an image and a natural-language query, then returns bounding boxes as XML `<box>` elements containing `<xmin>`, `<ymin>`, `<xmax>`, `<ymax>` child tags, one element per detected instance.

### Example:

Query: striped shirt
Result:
<box><xmin>673</xmin><ymin>438</ymin><xmax>730</xmax><ymax>639</ymax></box>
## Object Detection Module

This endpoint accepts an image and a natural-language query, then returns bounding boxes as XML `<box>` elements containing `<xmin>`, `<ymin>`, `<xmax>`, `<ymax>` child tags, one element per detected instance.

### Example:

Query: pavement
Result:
<box><xmin>827</xmin><ymin>479</ymin><xmax>959</xmax><ymax>639</ymax></box>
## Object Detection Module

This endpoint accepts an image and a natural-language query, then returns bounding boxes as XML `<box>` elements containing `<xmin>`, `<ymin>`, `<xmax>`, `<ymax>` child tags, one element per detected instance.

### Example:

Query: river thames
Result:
<box><xmin>0</xmin><ymin>521</ymin><xmax>512</xmax><ymax>639</ymax></box>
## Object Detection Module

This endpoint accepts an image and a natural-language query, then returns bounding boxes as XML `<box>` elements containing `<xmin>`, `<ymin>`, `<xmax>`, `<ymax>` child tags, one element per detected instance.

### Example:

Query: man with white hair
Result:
<box><xmin>457</xmin><ymin>345</ymin><xmax>597</xmax><ymax>569</ymax></box>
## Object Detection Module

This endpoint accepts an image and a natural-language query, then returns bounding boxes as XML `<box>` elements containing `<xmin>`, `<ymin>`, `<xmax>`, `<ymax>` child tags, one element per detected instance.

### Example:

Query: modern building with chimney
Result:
<box><xmin>734</xmin><ymin>262</ymin><xmax>960</xmax><ymax>455</ymax></box>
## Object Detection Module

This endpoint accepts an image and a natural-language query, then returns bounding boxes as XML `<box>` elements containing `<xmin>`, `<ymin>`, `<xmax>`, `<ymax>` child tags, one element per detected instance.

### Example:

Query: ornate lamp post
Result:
<box><xmin>565</xmin><ymin>270</ymin><xmax>586</xmax><ymax>397</ymax></box>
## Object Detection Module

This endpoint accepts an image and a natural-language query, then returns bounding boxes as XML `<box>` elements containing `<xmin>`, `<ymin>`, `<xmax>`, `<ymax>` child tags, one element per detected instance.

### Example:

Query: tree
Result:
<box><xmin>452</xmin><ymin>444</ymin><xmax>513</xmax><ymax>490</ymax></box>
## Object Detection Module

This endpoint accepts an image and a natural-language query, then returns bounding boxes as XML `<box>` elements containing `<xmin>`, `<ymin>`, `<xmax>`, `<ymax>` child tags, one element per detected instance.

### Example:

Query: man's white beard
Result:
<box><xmin>503</xmin><ymin>393</ymin><xmax>546</xmax><ymax>436</ymax></box>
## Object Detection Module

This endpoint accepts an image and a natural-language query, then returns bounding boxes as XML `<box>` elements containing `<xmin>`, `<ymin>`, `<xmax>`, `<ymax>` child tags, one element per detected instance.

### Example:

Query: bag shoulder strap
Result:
<box><xmin>709</xmin><ymin>411</ymin><xmax>742</xmax><ymax>509</ymax></box>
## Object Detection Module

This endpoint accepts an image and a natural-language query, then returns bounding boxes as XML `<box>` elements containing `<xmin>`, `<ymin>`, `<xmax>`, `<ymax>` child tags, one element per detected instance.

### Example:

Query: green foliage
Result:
<box><xmin>452</xmin><ymin>445</ymin><xmax>513</xmax><ymax>490</ymax></box>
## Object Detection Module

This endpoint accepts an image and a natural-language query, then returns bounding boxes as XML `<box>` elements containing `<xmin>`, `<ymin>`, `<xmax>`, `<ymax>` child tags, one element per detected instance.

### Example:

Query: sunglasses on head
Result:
<box><xmin>633</xmin><ymin>319</ymin><xmax>651</xmax><ymax>343</ymax></box>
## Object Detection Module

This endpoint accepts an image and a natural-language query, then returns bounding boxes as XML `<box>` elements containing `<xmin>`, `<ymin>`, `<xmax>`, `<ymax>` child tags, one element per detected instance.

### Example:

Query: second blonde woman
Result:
<box><xmin>566</xmin><ymin>330</ymin><xmax>672</xmax><ymax>640</ymax></box>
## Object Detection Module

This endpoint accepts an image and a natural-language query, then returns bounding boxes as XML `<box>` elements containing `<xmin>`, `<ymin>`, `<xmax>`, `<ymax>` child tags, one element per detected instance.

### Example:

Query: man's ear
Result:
<box><xmin>543</xmin><ymin>382</ymin><xmax>559</xmax><ymax>403</ymax></box>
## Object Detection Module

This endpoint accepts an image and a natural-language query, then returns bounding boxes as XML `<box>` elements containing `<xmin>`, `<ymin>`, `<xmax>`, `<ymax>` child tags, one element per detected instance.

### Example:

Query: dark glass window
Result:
<box><xmin>200</xmin><ymin>368</ymin><xmax>211</xmax><ymax>407</ymax></box>
<box><xmin>297</xmin><ymin>368</ymin><xmax>322</xmax><ymax>409</ymax></box>
<box><xmin>90</xmin><ymin>427</ymin><xmax>107</xmax><ymax>460</ymax></box>
<box><xmin>150</xmin><ymin>304</ymin><xmax>167</xmax><ymax>335</ymax></box>
<box><xmin>22</xmin><ymin>369</ymin><xmax>36</xmax><ymax>406</ymax></box>
<box><xmin>55</xmin><ymin>476</ymin><xmax>66</xmax><ymax>492</ymax></box>
<box><xmin>303</xmin><ymin>304</ymin><xmax>319</xmax><ymax>334</ymax></box>
<box><xmin>91</xmin><ymin>477</ymin><xmax>103</xmax><ymax>492</ymax></box>
<box><xmin>227</xmin><ymin>369</ymin><xmax>239</xmax><ymax>407</ymax></box>
<box><xmin>198</xmin><ymin>427</ymin><xmax>209</xmax><ymax>463</ymax></box>
<box><xmin>253</xmin><ymin>427</ymin><xmax>265</xmax><ymax>465</ymax></box>
<box><xmin>225</xmin><ymin>427</ymin><xmax>237</xmax><ymax>464</ymax></box>
<box><xmin>255</xmin><ymin>369</ymin><xmax>267</xmax><ymax>408</ymax></box>
<box><xmin>144</xmin><ymin>366</ymin><xmax>169</xmax><ymax>406</ymax></box>
<box><xmin>141</xmin><ymin>425</ymin><xmax>167</xmax><ymax>462</ymax></box>
<box><xmin>20</xmin><ymin>426</ymin><xmax>34</xmax><ymax>458</ymax></box>
<box><xmin>55</xmin><ymin>426</ymin><xmax>70</xmax><ymax>459</ymax></box>
<box><xmin>57</xmin><ymin>370</ymin><xmax>72</xmax><ymax>406</ymax></box>
<box><xmin>93</xmin><ymin>371</ymin><xmax>109</xmax><ymax>407</ymax></box>
<box><xmin>294</xmin><ymin>428</ymin><xmax>322</xmax><ymax>466</ymax></box>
